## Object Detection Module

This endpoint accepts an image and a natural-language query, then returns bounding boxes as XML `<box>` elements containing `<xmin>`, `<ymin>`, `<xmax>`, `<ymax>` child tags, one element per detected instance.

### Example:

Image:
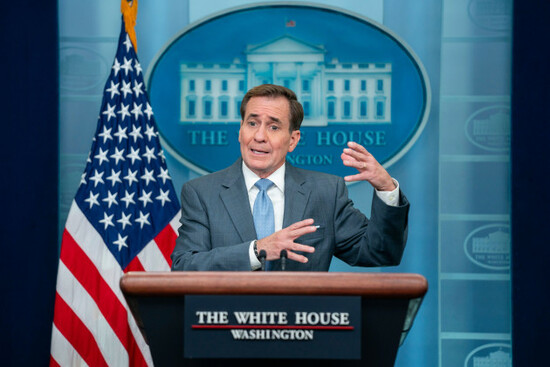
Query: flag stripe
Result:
<box><xmin>50</xmin><ymin>325</ymin><xmax>87</xmax><ymax>367</ymax></box>
<box><xmin>170</xmin><ymin>211</ymin><xmax>181</xmax><ymax>232</ymax></box>
<box><xmin>53</xmin><ymin>293</ymin><xmax>109</xmax><ymax>367</ymax></box>
<box><xmin>137</xmin><ymin>239</ymin><xmax>170</xmax><ymax>271</ymax></box>
<box><xmin>56</xmin><ymin>260</ymin><xmax>129</xmax><ymax>366</ymax></box>
<box><xmin>153</xmin><ymin>223</ymin><xmax>178</xmax><ymax>267</ymax></box>
<box><xmin>124</xmin><ymin>255</ymin><xmax>146</xmax><ymax>272</ymax></box>
<box><xmin>60</xmin><ymin>228</ymin><xmax>147</xmax><ymax>366</ymax></box>
<box><xmin>64</xmin><ymin>201</ymin><xmax>154</xmax><ymax>366</ymax></box>
<box><xmin>49</xmin><ymin>356</ymin><xmax>61</xmax><ymax>367</ymax></box>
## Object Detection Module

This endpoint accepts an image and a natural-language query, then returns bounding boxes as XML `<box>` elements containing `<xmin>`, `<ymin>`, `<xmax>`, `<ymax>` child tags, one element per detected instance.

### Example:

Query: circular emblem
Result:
<box><xmin>464</xmin><ymin>343</ymin><xmax>511</xmax><ymax>367</ymax></box>
<box><xmin>60</xmin><ymin>46</ymin><xmax>109</xmax><ymax>92</ymax></box>
<box><xmin>468</xmin><ymin>0</ymin><xmax>512</xmax><ymax>32</ymax></box>
<box><xmin>465</xmin><ymin>105</ymin><xmax>510</xmax><ymax>152</ymax></box>
<box><xmin>464</xmin><ymin>224</ymin><xmax>510</xmax><ymax>270</ymax></box>
<box><xmin>147</xmin><ymin>4</ymin><xmax>430</xmax><ymax>175</ymax></box>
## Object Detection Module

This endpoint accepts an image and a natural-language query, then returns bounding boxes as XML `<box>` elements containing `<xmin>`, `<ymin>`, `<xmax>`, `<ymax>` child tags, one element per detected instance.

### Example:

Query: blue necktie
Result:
<box><xmin>253</xmin><ymin>179</ymin><xmax>275</xmax><ymax>270</ymax></box>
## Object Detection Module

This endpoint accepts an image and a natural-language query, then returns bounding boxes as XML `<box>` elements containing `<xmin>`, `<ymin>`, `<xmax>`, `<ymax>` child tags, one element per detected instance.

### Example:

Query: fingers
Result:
<box><xmin>286</xmin><ymin>251</ymin><xmax>311</xmax><ymax>263</ymax></box>
<box><xmin>344</xmin><ymin>141</ymin><xmax>370</xmax><ymax>159</ymax></box>
<box><xmin>341</xmin><ymin>142</ymin><xmax>374</xmax><ymax>171</ymax></box>
<box><xmin>344</xmin><ymin>173</ymin><xmax>363</xmax><ymax>182</ymax></box>
<box><xmin>258</xmin><ymin>219</ymin><xmax>318</xmax><ymax>263</ymax></box>
<box><xmin>287</xmin><ymin>218</ymin><xmax>315</xmax><ymax>229</ymax></box>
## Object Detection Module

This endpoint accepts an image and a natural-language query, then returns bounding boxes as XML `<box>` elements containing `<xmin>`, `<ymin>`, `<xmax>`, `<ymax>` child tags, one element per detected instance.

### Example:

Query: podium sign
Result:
<box><xmin>184</xmin><ymin>295</ymin><xmax>361</xmax><ymax>359</ymax></box>
<box><xmin>121</xmin><ymin>272</ymin><xmax>427</xmax><ymax>367</ymax></box>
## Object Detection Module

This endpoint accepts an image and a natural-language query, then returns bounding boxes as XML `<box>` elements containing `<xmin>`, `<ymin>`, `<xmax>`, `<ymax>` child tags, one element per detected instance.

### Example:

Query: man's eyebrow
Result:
<box><xmin>246</xmin><ymin>113</ymin><xmax>282</xmax><ymax>124</ymax></box>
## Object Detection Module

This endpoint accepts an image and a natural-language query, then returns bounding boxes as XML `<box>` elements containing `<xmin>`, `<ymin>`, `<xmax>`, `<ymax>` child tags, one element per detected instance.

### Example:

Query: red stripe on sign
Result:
<box><xmin>60</xmin><ymin>230</ymin><xmax>148</xmax><ymax>367</ymax></box>
<box><xmin>53</xmin><ymin>293</ymin><xmax>109</xmax><ymax>367</ymax></box>
<box><xmin>191</xmin><ymin>325</ymin><xmax>354</xmax><ymax>330</ymax></box>
<box><xmin>154</xmin><ymin>224</ymin><xmax>177</xmax><ymax>266</ymax></box>
<box><xmin>124</xmin><ymin>255</ymin><xmax>145</xmax><ymax>272</ymax></box>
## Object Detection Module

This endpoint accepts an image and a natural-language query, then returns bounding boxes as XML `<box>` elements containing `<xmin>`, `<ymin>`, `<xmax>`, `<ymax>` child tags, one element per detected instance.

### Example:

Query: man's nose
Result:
<box><xmin>254</xmin><ymin>125</ymin><xmax>267</xmax><ymax>141</ymax></box>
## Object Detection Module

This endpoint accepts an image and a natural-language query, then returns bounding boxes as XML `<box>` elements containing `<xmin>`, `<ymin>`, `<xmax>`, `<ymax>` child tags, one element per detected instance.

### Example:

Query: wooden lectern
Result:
<box><xmin>121</xmin><ymin>272</ymin><xmax>427</xmax><ymax>366</ymax></box>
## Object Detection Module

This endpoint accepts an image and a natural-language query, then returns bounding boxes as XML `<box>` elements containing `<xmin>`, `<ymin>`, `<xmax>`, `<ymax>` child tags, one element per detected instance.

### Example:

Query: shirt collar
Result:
<box><xmin>242</xmin><ymin>162</ymin><xmax>285</xmax><ymax>193</ymax></box>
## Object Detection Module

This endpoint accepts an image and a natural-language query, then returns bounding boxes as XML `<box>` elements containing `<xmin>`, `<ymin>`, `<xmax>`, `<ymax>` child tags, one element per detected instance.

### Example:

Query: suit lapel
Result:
<box><xmin>220</xmin><ymin>159</ymin><xmax>257</xmax><ymax>242</ymax></box>
<box><xmin>283</xmin><ymin>164</ymin><xmax>311</xmax><ymax>227</ymax></box>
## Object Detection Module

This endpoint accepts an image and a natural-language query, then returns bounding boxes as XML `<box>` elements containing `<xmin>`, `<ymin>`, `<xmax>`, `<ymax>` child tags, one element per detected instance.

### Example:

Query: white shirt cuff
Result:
<box><xmin>375</xmin><ymin>178</ymin><xmax>400</xmax><ymax>207</ymax></box>
<box><xmin>249</xmin><ymin>240</ymin><xmax>261</xmax><ymax>270</ymax></box>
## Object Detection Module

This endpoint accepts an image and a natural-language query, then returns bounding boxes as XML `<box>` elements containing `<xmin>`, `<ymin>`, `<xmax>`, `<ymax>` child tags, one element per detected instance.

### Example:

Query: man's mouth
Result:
<box><xmin>251</xmin><ymin>148</ymin><xmax>269</xmax><ymax>155</ymax></box>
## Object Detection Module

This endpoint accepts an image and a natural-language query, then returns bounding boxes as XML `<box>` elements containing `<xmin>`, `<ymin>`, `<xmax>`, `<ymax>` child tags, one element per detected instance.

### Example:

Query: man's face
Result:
<box><xmin>239</xmin><ymin>96</ymin><xmax>300</xmax><ymax>178</ymax></box>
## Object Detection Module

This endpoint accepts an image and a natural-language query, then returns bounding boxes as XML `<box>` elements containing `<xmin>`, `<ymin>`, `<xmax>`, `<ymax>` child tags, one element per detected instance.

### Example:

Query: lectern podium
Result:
<box><xmin>121</xmin><ymin>272</ymin><xmax>427</xmax><ymax>366</ymax></box>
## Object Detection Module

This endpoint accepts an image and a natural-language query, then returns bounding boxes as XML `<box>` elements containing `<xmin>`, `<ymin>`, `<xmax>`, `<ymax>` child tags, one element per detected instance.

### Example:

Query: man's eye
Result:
<box><xmin>248</xmin><ymin>121</ymin><xmax>257</xmax><ymax>127</ymax></box>
<box><xmin>270</xmin><ymin>125</ymin><xmax>279</xmax><ymax>131</ymax></box>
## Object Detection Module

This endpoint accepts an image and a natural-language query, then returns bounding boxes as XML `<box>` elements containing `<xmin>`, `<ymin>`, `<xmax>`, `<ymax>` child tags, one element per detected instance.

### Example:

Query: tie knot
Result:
<box><xmin>255</xmin><ymin>178</ymin><xmax>274</xmax><ymax>192</ymax></box>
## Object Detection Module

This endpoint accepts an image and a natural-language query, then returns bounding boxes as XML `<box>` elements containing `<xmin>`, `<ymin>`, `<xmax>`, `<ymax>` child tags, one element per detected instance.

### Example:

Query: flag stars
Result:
<box><xmin>102</xmin><ymin>103</ymin><xmax>116</xmax><ymax>122</ymax></box>
<box><xmin>133</xmin><ymin>81</ymin><xmax>143</xmax><ymax>98</ymax></box>
<box><xmin>123</xmin><ymin>34</ymin><xmax>133</xmax><ymax>52</ymax></box>
<box><xmin>102</xmin><ymin>191</ymin><xmax>119</xmax><ymax>208</ymax></box>
<box><xmin>126</xmin><ymin>147</ymin><xmax>141</xmax><ymax>164</ymax></box>
<box><xmin>158</xmin><ymin>149</ymin><xmax>166</xmax><ymax>162</ymax></box>
<box><xmin>123</xmin><ymin>169</ymin><xmax>138</xmax><ymax>186</ymax></box>
<box><xmin>138</xmin><ymin>190</ymin><xmax>153</xmax><ymax>207</ymax></box>
<box><xmin>98</xmin><ymin>127</ymin><xmax>113</xmax><ymax>144</ymax></box>
<box><xmin>121</xmin><ymin>190</ymin><xmax>136</xmax><ymax>208</ymax></box>
<box><xmin>84</xmin><ymin>191</ymin><xmax>100</xmax><ymax>209</ymax></box>
<box><xmin>99</xmin><ymin>212</ymin><xmax>115</xmax><ymax>230</ymax></box>
<box><xmin>158</xmin><ymin>167</ymin><xmax>171</xmax><ymax>184</ymax></box>
<box><xmin>141</xmin><ymin>168</ymin><xmax>156</xmax><ymax>186</ymax></box>
<box><xmin>120</xmin><ymin>80</ymin><xmax>132</xmax><ymax>99</ymax></box>
<box><xmin>118</xmin><ymin>103</ymin><xmax>131</xmax><ymax>121</ymax></box>
<box><xmin>129</xmin><ymin>125</ymin><xmax>143</xmax><ymax>142</ymax></box>
<box><xmin>106</xmin><ymin>169</ymin><xmax>122</xmax><ymax>186</ymax></box>
<box><xmin>113</xmin><ymin>233</ymin><xmax>129</xmax><ymax>251</ymax></box>
<box><xmin>112</xmin><ymin>58</ymin><xmax>121</xmax><ymax>76</ymax></box>
<box><xmin>94</xmin><ymin>147</ymin><xmax>109</xmax><ymax>165</ymax></box>
<box><xmin>143</xmin><ymin>146</ymin><xmax>157</xmax><ymax>163</ymax></box>
<box><xmin>144</xmin><ymin>125</ymin><xmax>156</xmax><ymax>141</ymax></box>
<box><xmin>135</xmin><ymin>211</ymin><xmax>151</xmax><ymax>229</ymax></box>
<box><xmin>110</xmin><ymin>148</ymin><xmax>125</xmax><ymax>165</ymax></box>
<box><xmin>156</xmin><ymin>189</ymin><xmax>172</xmax><ymax>207</ymax></box>
<box><xmin>105</xmin><ymin>81</ymin><xmax>120</xmax><ymax>99</ymax></box>
<box><xmin>134</xmin><ymin>60</ymin><xmax>142</xmax><ymax>76</ymax></box>
<box><xmin>114</xmin><ymin>126</ymin><xmax>128</xmax><ymax>143</ymax></box>
<box><xmin>121</xmin><ymin>57</ymin><xmax>134</xmax><ymax>76</ymax></box>
<box><xmin>131</xmin><ymin>102</ymin><xmax>143</xmax><ymax>120</ymax></box>
<box><xmin>117</xmin><ymin>212</ymin><xmax>132</xmax><ymax>230</ymax></box>
<box><xmin>80</xmin><ymin>172</ymin><xmax>87</xmax><ymax>186</ymax></box>
<box><xmin>89</xmin><ymin>170</ymin><xmax>105</xmax><ymax>187</ymax></box>
<box><xmin>144</xmin><ymin>103</ymin><xmax>153</xmax><ymax>120</ymax></box>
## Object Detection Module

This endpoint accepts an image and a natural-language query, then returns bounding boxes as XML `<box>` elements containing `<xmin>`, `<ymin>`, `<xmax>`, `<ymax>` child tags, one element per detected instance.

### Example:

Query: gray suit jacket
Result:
<box><xmin>171</xmin><ymin>159</ymin><xmax>409</xmax><ymax>271</ymax></box>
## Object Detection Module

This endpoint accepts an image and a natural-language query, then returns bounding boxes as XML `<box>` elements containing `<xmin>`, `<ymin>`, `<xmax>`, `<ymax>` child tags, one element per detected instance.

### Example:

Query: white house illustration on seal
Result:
<box><xmin>179</xmin><ymin>35</ymin><xmax>392</xmax><ymax>125</ymax></box>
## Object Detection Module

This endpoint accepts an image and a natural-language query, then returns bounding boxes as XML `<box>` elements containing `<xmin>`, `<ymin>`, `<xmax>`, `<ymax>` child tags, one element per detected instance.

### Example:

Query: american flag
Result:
<box><xmin>50</xmin><ymin>17</ymin><xmax>181</xmax><ymax>367</ymax></box>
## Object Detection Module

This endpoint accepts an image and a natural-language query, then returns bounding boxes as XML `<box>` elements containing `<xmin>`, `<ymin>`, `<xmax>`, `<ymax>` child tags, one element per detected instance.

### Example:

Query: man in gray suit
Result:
<box><xmin>171</xmin><ymin>84</ymin><xmax>409</xmax><ymax>271</ymax></box>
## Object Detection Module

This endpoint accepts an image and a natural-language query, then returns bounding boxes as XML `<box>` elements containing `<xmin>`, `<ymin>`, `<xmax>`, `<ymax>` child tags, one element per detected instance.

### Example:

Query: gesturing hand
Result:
<box><xmin>256</xmin><ymin>218</ymin><xmax>317</xmax><ymax>263</ymax></box>
<box><xmin>341</xmin><ymin>141</ymin><xmax>396</xmax><ymax>191</ymax></box>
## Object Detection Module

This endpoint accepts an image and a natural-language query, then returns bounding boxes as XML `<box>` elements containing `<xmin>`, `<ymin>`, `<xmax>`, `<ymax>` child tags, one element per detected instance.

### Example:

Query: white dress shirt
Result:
<box><xmin>242</xmin><ymin>162</ymin><xmax>400</xmax><ymax>269</ymax></box>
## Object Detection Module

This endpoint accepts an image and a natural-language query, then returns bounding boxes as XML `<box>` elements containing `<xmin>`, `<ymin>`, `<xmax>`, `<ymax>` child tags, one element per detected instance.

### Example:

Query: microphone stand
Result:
<box><xmin>280</xmin><ymin>249</ymin><xmax>288</xmax><ymax>271</ymax></box>
<box><xmin>259</xmin><ymin>250</ymin><xmax>267</xmax><ymax>271</ymax></box>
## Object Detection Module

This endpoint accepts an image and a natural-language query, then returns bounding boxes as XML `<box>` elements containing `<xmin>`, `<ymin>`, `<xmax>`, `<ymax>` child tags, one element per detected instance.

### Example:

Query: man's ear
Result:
<box><xmin>288</xmin><ymin>130</ymin><xmax>301</xmax><ymax>153</ymax></box>
<box><xmin>238</xmin><ymin>120</ymin><xmax>243</xmax><ymax>144</ymax></box>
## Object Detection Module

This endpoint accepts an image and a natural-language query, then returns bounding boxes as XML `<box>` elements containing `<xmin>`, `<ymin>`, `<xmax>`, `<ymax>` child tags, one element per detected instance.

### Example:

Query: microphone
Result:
<box><xmin>280</xmin><ymin>249</ymin><xmax>288</xmax><ymax>271</ymax></box>
<box><xmin>259</xmin><ymin>250</ymin><xmax>267</xmax><ymax>271</ymax></box>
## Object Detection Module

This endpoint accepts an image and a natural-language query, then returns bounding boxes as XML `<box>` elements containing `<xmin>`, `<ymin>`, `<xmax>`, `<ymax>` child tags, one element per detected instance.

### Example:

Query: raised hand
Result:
<box><xmin>341</xmin><ymin>141</ymin><xmax>396</xmax><ymax>191</ymax></box>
